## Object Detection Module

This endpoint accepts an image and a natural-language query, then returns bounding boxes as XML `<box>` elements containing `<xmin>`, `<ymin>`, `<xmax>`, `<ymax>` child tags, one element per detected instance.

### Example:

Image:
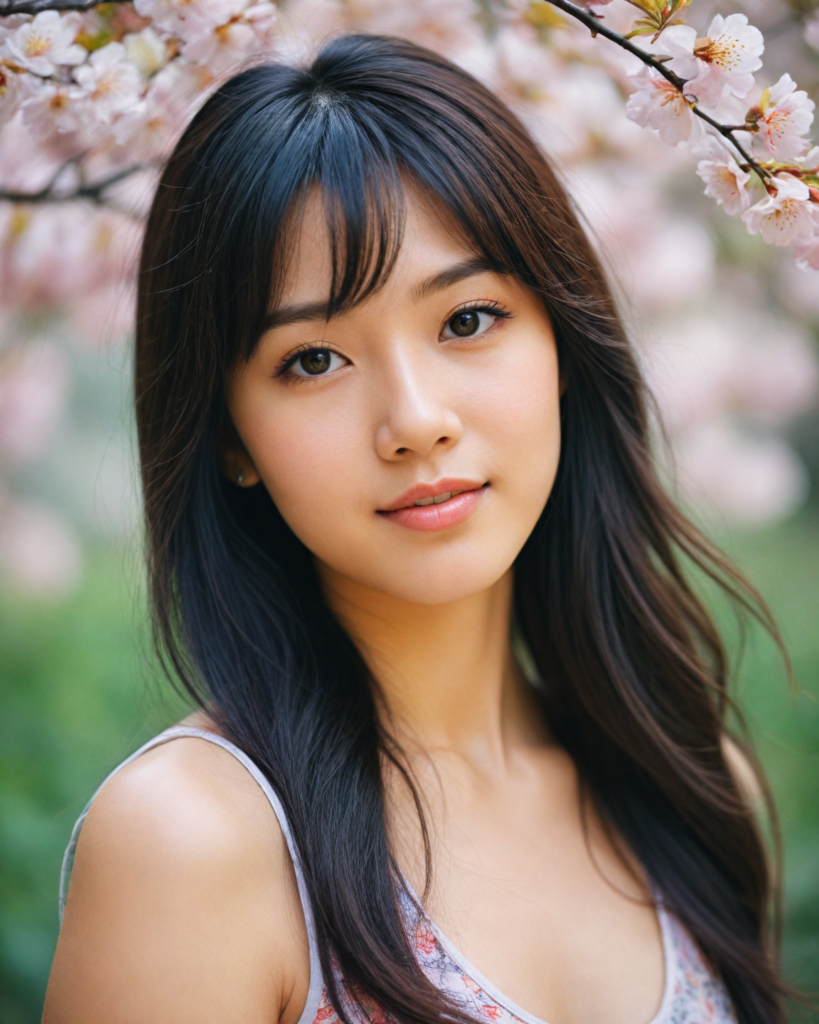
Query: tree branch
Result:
<box><xmin>0</xmin><ymin>160</ymin><xmax>150</xmax><ymax>213</ymax></box>
<box><xmin>542</xmin><ymin>0</ymin><xmax>770</xmax><ymax>182</ymax></box>
<box><xmin>0</xmin><ymin>0</ymin><xmax>129</xmax><ymax>14</ymax></box>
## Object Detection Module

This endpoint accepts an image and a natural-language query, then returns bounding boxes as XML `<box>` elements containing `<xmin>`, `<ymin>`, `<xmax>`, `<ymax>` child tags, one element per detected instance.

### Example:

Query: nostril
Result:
<box><xmin>396</xmin><ymin>447</ymin><xmax>408</xmax><ymax>455</ymax></box>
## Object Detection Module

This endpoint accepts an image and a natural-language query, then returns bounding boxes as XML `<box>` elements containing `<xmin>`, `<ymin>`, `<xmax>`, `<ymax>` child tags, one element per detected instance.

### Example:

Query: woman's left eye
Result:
<box><xmin>285</xmin><ymin>348</ymin><xmax>348</xmax><ymax>378</ymax></box>
<box><xmin>441</xmin><ymin>307</ymin><xmax>506</xmax><ymax>340</ymax></box>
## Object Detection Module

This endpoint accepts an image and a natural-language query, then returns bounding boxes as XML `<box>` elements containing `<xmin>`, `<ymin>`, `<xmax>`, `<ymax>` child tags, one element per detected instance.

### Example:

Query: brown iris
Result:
<box><xmin>299</xmin><ymin>349</ymin><xmax>332</xmax><ymax>375</ymax></box>
<box><xmin>448</xmin><ymin>311</ymin><xmax>480</xmax><ymax>337</ymax></box>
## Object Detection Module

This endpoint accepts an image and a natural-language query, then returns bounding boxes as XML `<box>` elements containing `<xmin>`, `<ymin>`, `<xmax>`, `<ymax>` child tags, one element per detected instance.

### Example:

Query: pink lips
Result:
<box><xmin>377</xmin><ymin>479</ymin><xmax>488</xmax><ymax>533</ymax></box>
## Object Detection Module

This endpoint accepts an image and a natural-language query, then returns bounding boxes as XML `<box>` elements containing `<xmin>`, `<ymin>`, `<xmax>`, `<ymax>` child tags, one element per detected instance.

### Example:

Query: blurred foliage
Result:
<box><xmin>0</xmin><ymin>551</ymin><xmax>187</xmax><ymax>1022</ymax></box>
<box><xmin>0</xmin><ymin>516</ymin><xmax>817</xmax><ymax>1021</ymax></box>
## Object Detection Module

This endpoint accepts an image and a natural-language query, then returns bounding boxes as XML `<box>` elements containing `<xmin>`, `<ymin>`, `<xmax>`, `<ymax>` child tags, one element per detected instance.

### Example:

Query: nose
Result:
<box><xmin>374</xmin><ymin>349</ymin><xmax>463</xmax><ymax>462</ymax></box>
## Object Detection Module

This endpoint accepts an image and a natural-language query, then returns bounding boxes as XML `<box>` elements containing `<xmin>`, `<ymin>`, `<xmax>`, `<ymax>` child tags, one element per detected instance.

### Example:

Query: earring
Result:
<box><xmin>236</xmin><ymin>469</ymin><xmax>244</xmax><ymax>485</ymax></box>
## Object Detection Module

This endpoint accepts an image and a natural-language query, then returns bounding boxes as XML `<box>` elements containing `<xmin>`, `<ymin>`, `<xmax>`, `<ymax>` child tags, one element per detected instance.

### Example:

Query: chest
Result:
<box><xmin>392</xmin><ymin>749</ymin><xmax>666</xmax><ymax>1024</ymax></box>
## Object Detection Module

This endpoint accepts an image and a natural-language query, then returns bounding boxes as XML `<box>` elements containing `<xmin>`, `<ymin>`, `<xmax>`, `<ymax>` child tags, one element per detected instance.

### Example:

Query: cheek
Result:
<box><xmin>235</xmin><ymin>387</ymin><xmax>371</xmax><ymax>543</ymax></box>
<box><xmin>476</xmin><ymin>333</ymin><xmax>562</xmax><ymax>506</ymax></box>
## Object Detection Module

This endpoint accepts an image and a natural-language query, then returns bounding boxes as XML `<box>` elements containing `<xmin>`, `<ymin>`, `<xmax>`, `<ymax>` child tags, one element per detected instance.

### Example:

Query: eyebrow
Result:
<box><xmin>260</xmin><ymin>255</ymin><xmax>498</xmax><ymax>333</ymax></box>
<box><xmin>411</xmin><ymin>255</ymin><xmax>498</xmax><ymax>301</ymax></box>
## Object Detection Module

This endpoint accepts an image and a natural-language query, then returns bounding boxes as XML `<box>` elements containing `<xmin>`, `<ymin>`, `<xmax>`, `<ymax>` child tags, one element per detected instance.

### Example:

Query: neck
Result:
<box><xmin>318</xmin><ymin>565</ymin><xmax>544</xmax><ymax>775</ymax></box>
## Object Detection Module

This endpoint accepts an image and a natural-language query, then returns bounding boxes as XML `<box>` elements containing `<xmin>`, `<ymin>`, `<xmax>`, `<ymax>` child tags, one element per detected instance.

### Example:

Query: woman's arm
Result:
<box><xmin>43</xmin><ymin>737</ymin><xmax>310</xmax><ymax>1024</ymax></box>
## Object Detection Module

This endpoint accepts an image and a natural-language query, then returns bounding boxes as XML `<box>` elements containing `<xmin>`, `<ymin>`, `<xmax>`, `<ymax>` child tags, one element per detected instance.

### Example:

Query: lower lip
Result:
<box><xmin>378</xmin><ymin>487</ymin><xmax>487</xmax><ymax>532</ymax></box>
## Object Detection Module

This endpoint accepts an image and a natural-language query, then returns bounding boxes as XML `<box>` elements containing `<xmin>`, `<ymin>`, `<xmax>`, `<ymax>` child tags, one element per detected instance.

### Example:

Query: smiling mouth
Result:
<box><xmin>377</xmin><ymin>482</ymin><xmax>489</xmax><ymax>532</ymax></box>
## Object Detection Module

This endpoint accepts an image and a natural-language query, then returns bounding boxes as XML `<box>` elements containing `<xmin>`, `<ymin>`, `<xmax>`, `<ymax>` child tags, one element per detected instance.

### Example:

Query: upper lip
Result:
<box><xmin>378</xmin><ymin>478</ymin><xmax>486</xmax><ymax>513</ymax></box>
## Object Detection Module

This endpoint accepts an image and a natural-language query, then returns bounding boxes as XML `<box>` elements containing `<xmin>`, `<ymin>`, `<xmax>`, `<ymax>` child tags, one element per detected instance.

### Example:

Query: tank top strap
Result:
<box><xmin>59</xmin><ymin>725</ymin><xmax>325</xmax><ymax>1024</ymax></box>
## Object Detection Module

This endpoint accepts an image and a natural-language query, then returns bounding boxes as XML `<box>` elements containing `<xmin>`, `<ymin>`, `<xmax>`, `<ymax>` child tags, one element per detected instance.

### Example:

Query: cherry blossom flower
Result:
<box><xmin>742</xmin><ymin>175</ymin><xmax>816</xmax><ymax>247</ymax></box>
<box><xmin>695</xmin><ymin>137</ymin><xmax>751</xmax><ymax>215</ymax></box>
<box><xmin>653</xmin><ymin>14</ymin><xmax>763</xmax><ymax>108</ymax></box>
<box><xmin>132</xmin><ymin>0</ymin><xmax>250</xmax><ymax>42</ymax></box>
<box><xmin>0</xmin><ymin>63</ymin><xmax>37</xmax><ymax>121</ymax></box>
<box><xmin>20</xmin><ymin>78</ymin><xmax>86</xmax><ymax>137</ymax></box>
<box><xmin>1</xmin><ymin>0</ymin><xmax>818</xmax><ymax>546</ymax></box>
<box><xmin>752</xmin><ymin>74</ymin><xmax>815</xmax><ymax>162</ymax></box>
<box><xmin>182</xmin><ymin>0</ymin><xmax>277</xmax><ymax>74</ymax></box>
<box><xmin>108</xmin><ymin>58</ymin><xmax>208</xmax><ymax>164</ymax></box>
<box><xmin>626</xmin><ymin>66</ymin><xmax>701</xmax><ymax>146</ymax></box>
<box><xmin>123</xmin><ymin>26</ymin><xmax>169</xmax><ymax>79</ymax></box>
<box><xmin>3</xmin><ymin>10</ymin><xmax>86</xmax><ymax>77</ymax></box>
<box><xmin>73</xmin><ymin>42</ymin><xmax>144</xmax><ymax>124</ymax></box>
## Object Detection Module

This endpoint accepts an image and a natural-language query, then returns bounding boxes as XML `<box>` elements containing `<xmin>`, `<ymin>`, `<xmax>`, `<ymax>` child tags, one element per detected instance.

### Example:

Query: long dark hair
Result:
<box><xmin>135</xmin><ymin>33</ymin><xmax>787</xmax><ymax>1024</ymax></box>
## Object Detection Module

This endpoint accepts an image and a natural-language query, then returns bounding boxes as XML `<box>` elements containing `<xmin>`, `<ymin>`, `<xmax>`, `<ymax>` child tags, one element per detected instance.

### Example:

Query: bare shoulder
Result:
<box><xmin>79</xmin><ymin>733</ymin><xmax>288</xmax><ymax>869</ymax></box>
<box><xmin>44</xmin><ymin>735</ymin><xmax>311</xmax><ymax>1024</ymax></box>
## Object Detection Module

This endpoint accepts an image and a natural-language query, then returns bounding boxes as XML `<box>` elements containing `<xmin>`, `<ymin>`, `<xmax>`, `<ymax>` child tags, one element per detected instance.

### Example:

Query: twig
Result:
<box><xmin>0</xmin><ymin>161</ymin><xmax>151</xmax><ymax>211</ymax></box>
<box><xmin>542</xmin><ymin>0</ymin><xmax>770</xmax><ymax>182</ymax></box>
<box><xmin>0</xmin><ymin>0</ymin><xmax>129</xmax><ymax>14</ymax></box>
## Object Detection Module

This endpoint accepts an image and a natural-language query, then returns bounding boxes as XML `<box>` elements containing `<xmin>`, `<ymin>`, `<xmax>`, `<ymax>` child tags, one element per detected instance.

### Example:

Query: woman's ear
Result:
<box><xmin>217</xmin><ymin>422</ymin><xmax>261</xmax><ymax>488</ymax></box>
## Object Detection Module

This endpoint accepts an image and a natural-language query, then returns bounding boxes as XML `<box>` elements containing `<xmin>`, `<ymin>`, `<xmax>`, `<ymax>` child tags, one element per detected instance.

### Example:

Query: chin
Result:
<box><xmin>327</xmin><ymin>544</ymin><xmax>520</xmax><ymax>606</ymax></box>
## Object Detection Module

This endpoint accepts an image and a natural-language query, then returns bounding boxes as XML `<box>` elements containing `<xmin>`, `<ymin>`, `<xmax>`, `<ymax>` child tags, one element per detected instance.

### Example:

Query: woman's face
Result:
<box><xmin>226</xmin><ymin>191</ymin><xmax>561</xmax><ymax>605</ymax></box>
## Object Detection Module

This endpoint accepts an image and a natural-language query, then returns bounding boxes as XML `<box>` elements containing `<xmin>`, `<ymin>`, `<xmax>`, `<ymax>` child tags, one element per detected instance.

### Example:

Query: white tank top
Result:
<box><xmin>60</xmin><ymin>726</ymin><xmax>738</xmax><ymax>1024</ymax></box>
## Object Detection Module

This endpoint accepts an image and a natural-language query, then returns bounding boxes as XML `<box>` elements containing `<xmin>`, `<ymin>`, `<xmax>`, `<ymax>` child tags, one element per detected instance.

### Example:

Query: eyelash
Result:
<box><xmin>274</xmin><ymin>300</ymin><xmax>513</xmax><ymax>380</ymax></box>
<box><xmin>446</xmin><ymin>300</ymin><xmax>513</xmax><ymax>331</ymax></box>
<box><xmin>274</xmin><ymin>342</ymin><xmax>331</xmax><ymax>379</ymax></box>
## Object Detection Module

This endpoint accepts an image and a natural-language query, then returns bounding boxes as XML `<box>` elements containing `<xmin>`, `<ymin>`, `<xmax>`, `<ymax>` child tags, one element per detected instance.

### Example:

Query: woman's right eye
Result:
<box><xmin>286</xmin><ymin>348</ymin><xmax>348</xmax><ymax>378</ymax></box>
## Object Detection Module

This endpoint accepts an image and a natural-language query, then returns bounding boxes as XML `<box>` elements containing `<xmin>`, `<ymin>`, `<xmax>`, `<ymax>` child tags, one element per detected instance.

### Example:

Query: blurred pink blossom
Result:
<box><xmin>123</xmin><ymin>26</ymin><xmax>170</xmax><ymax>79</ymax></box>
<box><xmin>0</xmin><ymin>116</ymin><xmax>65</xmax><ymax>192</ymax></box>
<box><xmin>132</xmin><ymin>0</ymin><xmax>249</xmax><ymax>41</ymax></box>
<box><xmin>794</xmin><ymin>234</ymin><xmax>819</xmax><ymax>273</ymax></box>
<box><xmin>0</xmin><ymin>497</ymin><xmax>82</xmax><ymax>597</ymax></box>
<box><xmin>20</xmin><ymin>78</ymin><xmax>87</xmax><ymax>138</ymax></box>
<box><xmin>0</xmin><ymin>340</ymin><xmax>69</xmax><ymax>463</ymax></box>
<box><xmin>0</xmin><ymin>62</ymin><xmax>37</xmax><ymax>122</ymax></box>
<box><xmin>674</xmin><ymin>422</ymin><xmax>809</xmax><ymax>527</ymax></box>
<box><xmin>108</xmin><ymin>58</ymin><xmax>210</xmax><ymax>165</ymax></box>
<box><xmin>0</xmin><ymin>203</ymin><xmax>141</xmax><ymax>315</ymax></box>
<box><xmin>346</xmin><ymin>0</ymin><xmax>482</xmax><ymax>60</ymax></box>
<box><xmin>182</xmin><ymin>0</ymin><xmax>277</xmax><ymax>74</ymax></box>
<box><xmin>644</xmin><ymin>307</ymin><xmax>818</xmax><ymax>435</ymax></box>
<box><xmin>805</xmin><ymin>13</ymin><xmax>819</xmax><ymax>54</ymax></box>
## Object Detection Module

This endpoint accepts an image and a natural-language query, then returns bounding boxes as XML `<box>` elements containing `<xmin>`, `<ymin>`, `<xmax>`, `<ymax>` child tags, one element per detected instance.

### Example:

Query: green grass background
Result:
<box><xmin>0</xmin><ymin>513</ymin><xmax>817</xmax><ymax>1021</ymax></box>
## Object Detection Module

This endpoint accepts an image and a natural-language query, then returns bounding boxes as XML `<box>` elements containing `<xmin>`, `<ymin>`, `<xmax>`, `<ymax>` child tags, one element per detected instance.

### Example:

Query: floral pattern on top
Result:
<box><xmin>312</xmin><ymin>892</ymin><xmax>737</xmax><ymax>1024</ymax></box>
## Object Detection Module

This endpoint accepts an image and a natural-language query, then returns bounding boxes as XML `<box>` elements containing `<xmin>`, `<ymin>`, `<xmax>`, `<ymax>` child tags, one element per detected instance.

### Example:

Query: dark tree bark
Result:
<box><xmin>0</xmin><ymin>0</ymin><xmax>129</xmax><ymax>15</ymax></box>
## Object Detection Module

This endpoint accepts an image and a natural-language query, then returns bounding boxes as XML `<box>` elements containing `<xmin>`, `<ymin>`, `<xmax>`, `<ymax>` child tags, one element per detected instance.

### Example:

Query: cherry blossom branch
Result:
<box><xmin>0</xmin><ymin>0</ymin><xmax>128</xmax><ymax>14</ymax></box>
<box><xmin>0</xmin><ymin>159</ymin><xmax>149</xmax><ymax>212</ymax></box>
<box><xmin>542</xmin><ymin>0</ymin><xmax>770</xmax><ymax>182</ymax></box>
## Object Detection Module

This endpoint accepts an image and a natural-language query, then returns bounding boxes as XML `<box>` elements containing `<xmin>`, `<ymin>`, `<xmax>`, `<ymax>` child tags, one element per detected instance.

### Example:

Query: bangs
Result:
<box><xmin>229</xmin><ymin>70</ymin><xmax>526</xmax><ymax>364</ymax></box>
<box><xmin>274</xmin><ymin>125</ymin><xmax>408</xmax><ymax>326</ymax></box>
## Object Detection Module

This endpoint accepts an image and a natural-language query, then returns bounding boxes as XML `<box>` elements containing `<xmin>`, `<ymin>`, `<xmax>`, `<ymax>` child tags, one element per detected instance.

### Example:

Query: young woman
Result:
<box><xmin>45</xmin><ymin>33</ymin><xmax>787</xmax><ymax>1024</ymax></box>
